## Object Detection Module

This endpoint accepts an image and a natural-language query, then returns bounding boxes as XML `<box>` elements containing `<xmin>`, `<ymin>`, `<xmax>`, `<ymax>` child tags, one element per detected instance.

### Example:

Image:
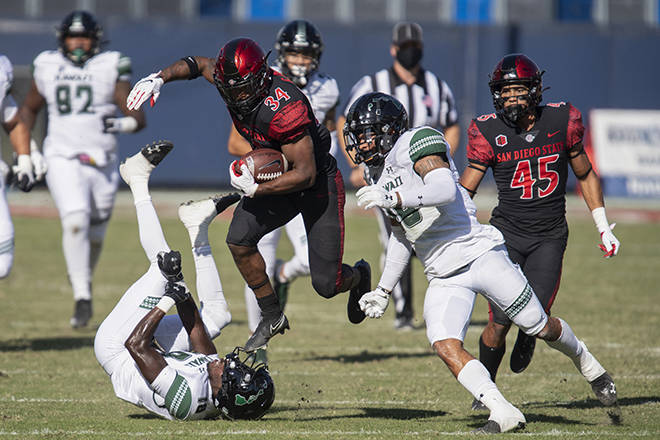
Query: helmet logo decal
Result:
<box><xmin>495</xmin><ymin>135</ymin><xmax>508</xmax><ymax>147</ymax></box>
<box><xmin>235</xmin><ymin>388</ymin><xmax>264</xmax><ymax>406</ymax></box>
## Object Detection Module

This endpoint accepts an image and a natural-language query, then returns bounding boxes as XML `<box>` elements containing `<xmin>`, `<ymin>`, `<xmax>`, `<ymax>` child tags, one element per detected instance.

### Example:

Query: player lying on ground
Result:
<box><xmin>125</xmin><ymin>38</ymin><xmax>371</xmax><ymax>353</ymax></box>
<box><xmin>346</xmin><ymin>93</ymin><xmax>618</xmax><ymax>433</ymax></box>
<box><xmin>93</xmin><ymin>140</ymin><xmax>273</xmax><ymax>420</ymax></box>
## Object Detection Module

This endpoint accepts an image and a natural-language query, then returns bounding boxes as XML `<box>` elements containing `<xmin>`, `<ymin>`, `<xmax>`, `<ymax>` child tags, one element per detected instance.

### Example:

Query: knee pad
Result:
<box><xmin>62</xmin><ymin>211</ymin><xmax>89</xmax><ymax>235</ymax></box>
<box><xmin>510</xmin><ymin>285</ymin><xmax>548</xmax><ymax>336</ymax></box>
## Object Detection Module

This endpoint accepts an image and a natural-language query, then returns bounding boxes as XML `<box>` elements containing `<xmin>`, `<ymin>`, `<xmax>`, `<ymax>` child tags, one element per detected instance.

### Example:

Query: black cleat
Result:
<box><xmin>590</xmin><ymin>372</ymin><xmax>618</xmax><ymax>407</ymax></box>
<box><xmin>347</xmin><ymin>259</ymin><xmax>370</xmax><ymax>324</ymax></box>
<box><xmin>157</xmin><ymin>250</ymin><xmax>183</xmax><ymax>282</ymax></box>
<box><xmin>244</xmin><ymin>313</ymin><xmax>290</xmax><ymax>352</ymax></box>
<box><xmin>141</xmin><ymin>140</ymin><xmax>174</xmax><ymax>166</ymax></box>
<box><xmin>510</xmin><ymin>329</ymin><xmax>536</xmax><ymax>373</ymax></box>
<box><xmin>472</xmin><ymin>419</ymin><xmax>525</xmax><ymax>434</ymax></box>
<box><xmin>213</xmin><ymin>192</ymin><xmax>241</xmax><ymax>214</ymax></box>
<box><xmin>70</xmin><ymin>299</ymin><xmax>92</xmax><ymax>328</ymax></box>
<box><xmin>471</xmin><ymin>398</ymin><xmax>488</xmax><ymax>411</ymax></box>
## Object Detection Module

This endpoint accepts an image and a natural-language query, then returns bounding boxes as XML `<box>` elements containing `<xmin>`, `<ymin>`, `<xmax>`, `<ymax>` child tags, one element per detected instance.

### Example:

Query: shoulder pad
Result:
<box><xmin>409</xmin><ymin>127</ymin><xmax>448</xmax><ymax>163</ymax></box>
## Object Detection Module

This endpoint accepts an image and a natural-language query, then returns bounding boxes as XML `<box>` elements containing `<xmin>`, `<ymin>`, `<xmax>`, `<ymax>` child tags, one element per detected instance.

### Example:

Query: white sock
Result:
<box><xmin>70</xmin><ymin>274</ymin><xmax>91</xmax><ymax>301</ymax></box>
<box><xmin>545</xmin><ymin>317</ymin><xmax>605</xmax><ymax>382</ymax></box>
<box><xmin>129</xmin><ymin>179</ymin><xmax>150</xmax><ymax>205</ymax></box>
<box><xmin>281</xmin><ymin>255</ymin><xmax>309</xmax><ymax>282</ymax></box>
<box><xmin>193</xmin><ymin>245</ymin><xmax>231</xmax><ymax>339</ymax></box>
<box><xmin>187</xmin><ymin>225</ymin><xmax>209</xmax><ymax>249</ymax></box>
<box><xmin>135</xmin><ymin>200</ymin><xmax>169</xmax><ymax>262</ymax></box>
<box><xmin>457</xmin><ymin>359</ymin><xmax>499</xmax><ymax>401</ymax></box>
<box><xmin>62</xmin><ymin>211</ymin><xmax>91</xmax><ymax>300</ymax></box>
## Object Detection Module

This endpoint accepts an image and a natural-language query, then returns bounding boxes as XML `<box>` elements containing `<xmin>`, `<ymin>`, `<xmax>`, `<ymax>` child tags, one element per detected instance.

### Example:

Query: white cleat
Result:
<box><xmin>178</xmin><ymin>198</ymin><xmax>219</xmax><ymax>229</ymax></box>
<box><xmin>120</xmin><ymin>140</ymin><xmax>173</xmax><ymax>185</ymax></box>
<box><xmin>474</xmin><ymin>397</ymin><xmax>526</xmax><ymax>433</ymax></box>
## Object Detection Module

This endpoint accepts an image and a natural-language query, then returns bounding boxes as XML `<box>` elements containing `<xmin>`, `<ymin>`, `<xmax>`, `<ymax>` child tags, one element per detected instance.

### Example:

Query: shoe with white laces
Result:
<box><xmin>120</xmin><ymin>140</ymin><xmax>173</xmax><ymax>185</ymax></box>
<box><xmin>473</xmin><ymin>393</ymin><xmax>526</xmax><ymax>433</ymax></box>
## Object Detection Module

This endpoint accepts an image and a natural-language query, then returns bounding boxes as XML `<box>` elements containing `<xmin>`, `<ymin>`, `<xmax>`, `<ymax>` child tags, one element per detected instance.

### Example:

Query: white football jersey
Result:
<box><xmin>369</xmin><ymin>126</ymin><xmax>505</xmax><ymax>278</ymax></box>
<box><xmin>32</xmin><ymin>50</ymin><xmax>131</xmax><ymax>164</ymax></box>
<box><xmin>272</xmin><ymin>67</ymin><xmax>339</xmax><ymax>124</ymax></box>
<box><xmin>113</xmin><ymin>350</ymin><xmax>221</xmax><ymax>421</ymax></box>
<box><xmin>0</xmin><ymin>54</ymin><xmax>18</xmax><ymax>124</ymax></box>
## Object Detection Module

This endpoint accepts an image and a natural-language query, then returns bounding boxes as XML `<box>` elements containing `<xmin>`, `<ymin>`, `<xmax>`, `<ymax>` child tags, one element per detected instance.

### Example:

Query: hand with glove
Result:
<box><xmin>358</xmin><ymin>287</ymin><xmax>390</xmax><ymax>318</ymax></box>
<box><xmin>229</xmin><ymin>160</ymin><xmax>258</xmax><ymax>198</ymax></box>
<box><xmin>356</xmin><ymin>185</ymin><xmax>398</xmax><ymax>210</ymax></box>
<box><xmin>29</xmin><ymin>139</ymin><xmax>47</xmax><ymax>181</ymax></box>
<box><xmin>164</xmin><ymin>280</ymin><xmax>192</xmax><ymax>304</ymax></box>
<box><xmin>592</xmin><ymin>207</ymin><xmax>620</xmax><ymax>258</ymax></box>
<box><xmin>126</xmin><ymin>72</ymin><xmax>164</xmax><ymax>110</ymax></box>
<box><xmin>13</xmin><ymin>154</ymin><xmax>35</xmax><ymax>192</ymax></box>
<box><xmin>103</xmin><ymin>115</ymin><xmax>139</xmax><ymax>133</ymax></box>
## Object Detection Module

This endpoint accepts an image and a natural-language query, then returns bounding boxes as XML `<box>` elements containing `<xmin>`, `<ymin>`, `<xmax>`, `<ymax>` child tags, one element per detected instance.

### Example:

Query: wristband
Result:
<box><xmin>591</xmin><ymin>207</ymin><xmax>610</xmax><ymax>233</ymax></box>
<box><xmin>155</xmin><ymin>296</ymin><xmax>176</xmax><ymax>313</ymax></box>
<box><xmin>376</xmin><ymin>286</ymin><xmax>391</xmax><ymax>295</ymax></box>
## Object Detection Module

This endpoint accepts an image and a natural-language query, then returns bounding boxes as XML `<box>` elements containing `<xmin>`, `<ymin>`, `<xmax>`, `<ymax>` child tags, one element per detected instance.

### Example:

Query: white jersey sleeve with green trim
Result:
<box><xmin>0</xmin><ymin>55</ymin><xmax>17</xmax><ymax>123</ymax></box>
<box><xmin>371</xmin><ymin>126</ymin><xmax>505</xmax><ymax>278</ymax></box>
<box><xmin>32</xmin><ymin>50</ymin><xmax>126</xmax><ymax>164</ymax></box>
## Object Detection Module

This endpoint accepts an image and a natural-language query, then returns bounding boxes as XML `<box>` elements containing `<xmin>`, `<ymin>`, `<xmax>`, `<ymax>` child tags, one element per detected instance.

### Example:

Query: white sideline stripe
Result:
<box><xmin>0</xmin><ymin>430</ymin><xmax>657</xmax><ymax>437</ymax></box>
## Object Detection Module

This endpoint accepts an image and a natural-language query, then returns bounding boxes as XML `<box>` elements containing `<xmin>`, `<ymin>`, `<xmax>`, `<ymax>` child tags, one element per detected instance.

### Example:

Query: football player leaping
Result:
<box><xmin>346</xmin><ymin>92</ymin><xmax>617</xmax><ymax>433</ymax></box>
<box><xmin>94</xmin><ymin>140</ymin><xmax>274</xmax><ymax>420</ymax></box>
<box><xmin>0</xmin><ymin>54</ymin><xmax>44</xmax><ymax>279</ymax></box>
<box><xmin>225</xmin><ymin>21</ymin><xmax>341</xmax><ymax>356</ymax></box>
<box><xmin>19</xmin><ymin>11</ymin><xmax>146</xmax><ymax>328</ymax></box>
<box><xmin>459</xmin><ymin>54</ymin><xmax>620</xmax><ymax>410</ymax></box>
<box><xmin>127</xmin><ymin>38</ymin><xmax>372</xmax><ymax>353</ymax></box>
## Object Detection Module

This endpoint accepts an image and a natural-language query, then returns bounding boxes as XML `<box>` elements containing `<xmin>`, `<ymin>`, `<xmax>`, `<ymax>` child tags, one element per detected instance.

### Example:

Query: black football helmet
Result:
<box><xmin>488</xmin><ymin>53</ymin><xmax>545</xmax><ymax>123</ymax></box>
<box><xmin>214</xmin><ymin>38</ymin><xmax>272</xmax><ymax>117</ymax></box>
<box><xmin>214</xmin><ymin>347</ymin><xmax>275</xmax><ymax>420</ymax></box>
<box><xmin>343</xmin><ymin>92</ymin><xmax>408</xmax><ymax>166</ymax></box>
<box><xmin>274</xmin><ymin>20</ymin><xmax>323</xmax><ymax>87</ymax></box>
<box><xmin>57</xmin><ymin>11</ymin><xmax>103</xmax><ymax>66</ymax></box>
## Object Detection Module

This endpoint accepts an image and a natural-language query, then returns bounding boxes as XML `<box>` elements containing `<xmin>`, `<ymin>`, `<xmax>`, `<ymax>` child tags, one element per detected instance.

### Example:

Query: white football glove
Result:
<box><xmin>358</xmin><ymin>288</ymin><xmax>390</xmax><ymax>319</ymax></box>
<box><xmin>599</xmin><ymin>223</ymin><xmax>620</xmax><ymax>258</ymax></box>
<box><xmin>13</xmin><ymin>154</ymin><xmax>35</xmax><ymax>192</ymax></box>
<box><xmin>356</xmin><ymin>185</ymin><xmax>397</xmax><ymax>210</ymax></box>
<box><xmin>126</xmin><ymin>72</ymin><xmax>164</xmax><ymax>110</ymax></box>
<box><xmin>29</xmin><ymin>139</ymin><xmax>47</xmax><ymax>181</ymax></box>
<box><xmin>229</xmin><ymin>161</ymin><xmax>258</xmax><ymax>198</ymax></box>
<box><xmin>103</xmin><ymin>115</ymin><xmax>139</xmax><ymax>133</ymax></box>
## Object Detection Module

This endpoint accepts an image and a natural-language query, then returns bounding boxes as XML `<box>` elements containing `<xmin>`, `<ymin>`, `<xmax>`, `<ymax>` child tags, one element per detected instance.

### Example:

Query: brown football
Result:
<box><xmin>236</xmin><ymin>148</ymin><xmax>289</xmax><ymax>183</ymax></box>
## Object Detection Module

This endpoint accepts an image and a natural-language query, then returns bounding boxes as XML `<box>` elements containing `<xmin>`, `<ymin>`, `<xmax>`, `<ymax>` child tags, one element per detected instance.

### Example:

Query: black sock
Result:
<box><xmin>479</xmin><ymin>335</ymin><xmax>506</xmax><ymax>382</ymax></box>
<box><xmin>257</xmin><ymin>293</ymin><xmax>281</xmax><ymax>319</ymax></box>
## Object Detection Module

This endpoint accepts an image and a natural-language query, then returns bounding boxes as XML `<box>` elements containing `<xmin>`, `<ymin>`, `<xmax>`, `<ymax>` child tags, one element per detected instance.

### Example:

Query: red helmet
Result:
<box><xmin>214</xmin><ymin>38</ymin><xmax>271</xmax><ymax>116</ymax></box>
<box><xmin>488</xmin><ymin>53</ymin><xmax>544</xmax><ymax>122</ymax></box>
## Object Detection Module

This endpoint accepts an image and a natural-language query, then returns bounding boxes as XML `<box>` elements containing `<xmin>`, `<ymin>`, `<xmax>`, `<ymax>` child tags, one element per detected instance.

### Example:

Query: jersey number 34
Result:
<box><xmin>264</xmin><ymin>87</ymin><xmax>290</xmax><ymax>112</ymax></box>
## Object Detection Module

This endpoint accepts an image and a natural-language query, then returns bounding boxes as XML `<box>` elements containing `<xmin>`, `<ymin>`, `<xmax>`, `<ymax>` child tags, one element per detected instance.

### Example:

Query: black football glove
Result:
<box><xmin>164</xmin><ymin>280</ymin><xmax>192</xmax><ymax>304</ymax></box>
<box><xmin>157</xmin><ymin>250</ymin><xmax>183</xmax><ymax>282</ymax></box>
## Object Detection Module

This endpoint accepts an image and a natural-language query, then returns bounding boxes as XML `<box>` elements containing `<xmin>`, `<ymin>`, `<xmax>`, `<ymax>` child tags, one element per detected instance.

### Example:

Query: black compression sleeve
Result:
<box><xmin>181</xmin><ymin>56</ymin><xmax>201</xmax><ymax>80</ymax></box>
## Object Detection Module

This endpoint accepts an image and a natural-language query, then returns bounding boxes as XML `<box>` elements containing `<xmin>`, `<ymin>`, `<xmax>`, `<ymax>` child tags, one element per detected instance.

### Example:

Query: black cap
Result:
<box><xmin>392</xmin><ymin>22</ymin><xmax>423</xmax><ymax>45</ymax></box>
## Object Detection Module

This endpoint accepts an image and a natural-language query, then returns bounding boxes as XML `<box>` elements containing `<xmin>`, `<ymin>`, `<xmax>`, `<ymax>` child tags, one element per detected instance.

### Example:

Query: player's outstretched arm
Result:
<box><xmin>127</xmin><ymin>56</ymin><xmax>215</xmax><ymax>110</ymax></box>
<box><xmin>458</xmin><ymin>162</ymin><xmax>487</xmax><ymax>198</ymax></box>
<box><xmin>105</xmin><ymin>80</ymin><xmax>146</xmax><ymax>133</ymax></box>
<box><xmin>124</xmin><ymin>308</ymin><xmax>168</xmax><ymax>383</ymax></box>
<box><xmin>169</xmin><ymin>282</ymin><xmax>217</xmax><ymax>356</ymax></box>
<box><xmin>17</xmin><ymin>80</ymin><xmax>45</xmax><ymax>132</ymax></box>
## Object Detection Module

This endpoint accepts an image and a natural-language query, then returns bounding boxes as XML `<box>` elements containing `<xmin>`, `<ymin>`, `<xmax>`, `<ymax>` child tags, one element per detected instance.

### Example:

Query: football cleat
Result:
<box><xmin>70</xmin><ymin>299</ymin><xmax>92</xmax><ymax>328</ymax></box>
<box><xmin>157</xmin><ymin>250</ymin><xmax>183</xmax><ymax>282</ymax></box>
<box><xmin>394</xmin><ymin>315</ymin><xmax>415</xmax><ymax>331</ymax></box>
<box><xmin>213</xmin><ymin>192</ymin><xmax>241</xmax><ymax>214</ymax></box>
<box><xmin>473</xmin><ymin>401</ymin><xmax>526</xmax><ymax>434</ymax></box>
<box><xmin>347</xmin><ymin>259</ymin><xmax>370</xmax><ymax>324</ymax></box>
<box><xmin>273</xmin><ymin>259</ymin><xmax>290</xmax><ymax>311</ymax></box>
<box><xmin>243</xmin><ymin>312</ymin><xmax>289</xmax><ymax>352</ymax></box>
<box><xmin>590</xmin><ymin>372</ymin><xmax>618</xmax><ymax>407</ymax></box>
<box><xmin>119</xmin><ymin>140</ymin><xmax>173</xmax><ymax>185</ymax></box>
<box><xmin>471</xmin><ymin>398</ymin><xmax>488</xmax><ymax>411</ymax></box>
<box><xmin>178</xmin><ymin>198</ymin><xmax>219</xmax><ymax>230</ymax></box>
<box><xmin>510</xmin><ymin>329</ymin><xmax>536</xmax><ymax>373</ymax></box>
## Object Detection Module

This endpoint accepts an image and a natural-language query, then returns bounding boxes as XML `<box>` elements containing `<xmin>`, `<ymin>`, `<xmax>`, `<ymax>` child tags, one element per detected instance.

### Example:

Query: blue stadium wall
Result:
<box><xmin>2</xmin><ymin>20</ymin><xmax>659</xmax><ymax>186</ymax></box>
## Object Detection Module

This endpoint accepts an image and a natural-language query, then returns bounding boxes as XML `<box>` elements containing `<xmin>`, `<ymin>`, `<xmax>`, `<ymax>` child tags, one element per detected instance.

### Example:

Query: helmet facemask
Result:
<box><xmin>214</xmin><ymin>61</ymin><xmax>270</xmax><ymax>117</ymax></box>
<box><xmin>213</xmin><ymin>347</ymin><xmax>275</xmax><ymax>420</ymax></box>
<box><xmin>57</xmin><ymin>11</ymin><xmax>103</xmax><ymax>66</ymax></box>
<box><xmin>490</xmin><ymin>80</ymin><xmax>541</xmax><ymax>124</ymax></box>
<box><xmin>275</xmin><ymin>20</ymin><xmax>323</xmax><ymax>88</ymax></box>
<box><xmin>280</xmin><ymin>49</ymin><xmax>319</xmax><ymax>87</ymax></box>
<box><xmin>344</xmin><ymin>123</ymin><xmax>398</xmax><ymax>167</ymax></box>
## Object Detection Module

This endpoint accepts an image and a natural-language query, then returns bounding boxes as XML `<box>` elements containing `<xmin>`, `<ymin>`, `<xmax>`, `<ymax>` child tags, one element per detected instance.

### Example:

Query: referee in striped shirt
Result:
<box><xmin>338</xmin><ymin>22</ymin><xmax>460</xmax><ymax>331</ymax></box>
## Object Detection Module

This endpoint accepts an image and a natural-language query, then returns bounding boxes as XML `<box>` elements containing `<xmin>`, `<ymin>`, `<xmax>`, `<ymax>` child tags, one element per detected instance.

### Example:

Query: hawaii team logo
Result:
<box><xmin>496</xmin><ymin>134</ymin><xmax>508</xmax><ymax>147</ymax></box>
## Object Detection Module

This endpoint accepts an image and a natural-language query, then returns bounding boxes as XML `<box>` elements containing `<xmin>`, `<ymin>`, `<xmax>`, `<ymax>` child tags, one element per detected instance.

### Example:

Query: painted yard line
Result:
<box><xmin>0</xmin><ymin>429</ymin><xmax>657</xmax><ymax>437</ymax></box>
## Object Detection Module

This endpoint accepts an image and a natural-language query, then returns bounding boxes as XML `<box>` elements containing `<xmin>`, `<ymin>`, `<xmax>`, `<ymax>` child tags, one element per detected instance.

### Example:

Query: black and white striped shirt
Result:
<box><xmin>343</xmin><ymin>67</ymin><xmax>458</xmax><ymax>130</ymax></box>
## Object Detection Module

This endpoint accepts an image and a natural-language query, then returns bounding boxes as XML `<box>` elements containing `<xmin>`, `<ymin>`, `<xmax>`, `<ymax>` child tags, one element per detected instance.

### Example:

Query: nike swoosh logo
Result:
<box><xmin>262</xmin><ymin>160</ymin><xmax>281</xmax><ymax>169</ymax></box>
<box><xmin>547</xmin><ymin>130</ymin><xmax>560</xmax><ymax>137</ymax></box>
<box><xmin>270</xmin><ymin>315</ymin><xmax>285</xmax><ymax>334</ymax></box>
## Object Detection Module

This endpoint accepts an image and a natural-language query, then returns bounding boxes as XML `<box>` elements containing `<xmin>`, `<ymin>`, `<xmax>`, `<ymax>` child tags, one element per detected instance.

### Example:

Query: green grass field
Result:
<box><xmin>1</xmin><ymin>189</ymin><xmax>659</xmax><ymax>439</ymax></box>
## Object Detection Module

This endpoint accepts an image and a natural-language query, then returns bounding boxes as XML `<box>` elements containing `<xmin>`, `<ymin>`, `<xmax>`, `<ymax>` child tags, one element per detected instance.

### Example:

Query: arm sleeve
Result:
<box><xmin>466</xmin><ymin>120</ymin><xmax>494</xmax><ymax>167</ymax></box>
<box><xmin>377</xmin><ymin>225</ymin><xmax>413</xmax><ymax>292</ymax></box>
<box><xmin>398</xmin><ymin>167</ymin><xmax>456</xmax><ymax>208</ymax></box>
<box><xmin>150</xmin><ymin>366</ymin><xmax>193</xmax><ymax>420</ymax></box>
